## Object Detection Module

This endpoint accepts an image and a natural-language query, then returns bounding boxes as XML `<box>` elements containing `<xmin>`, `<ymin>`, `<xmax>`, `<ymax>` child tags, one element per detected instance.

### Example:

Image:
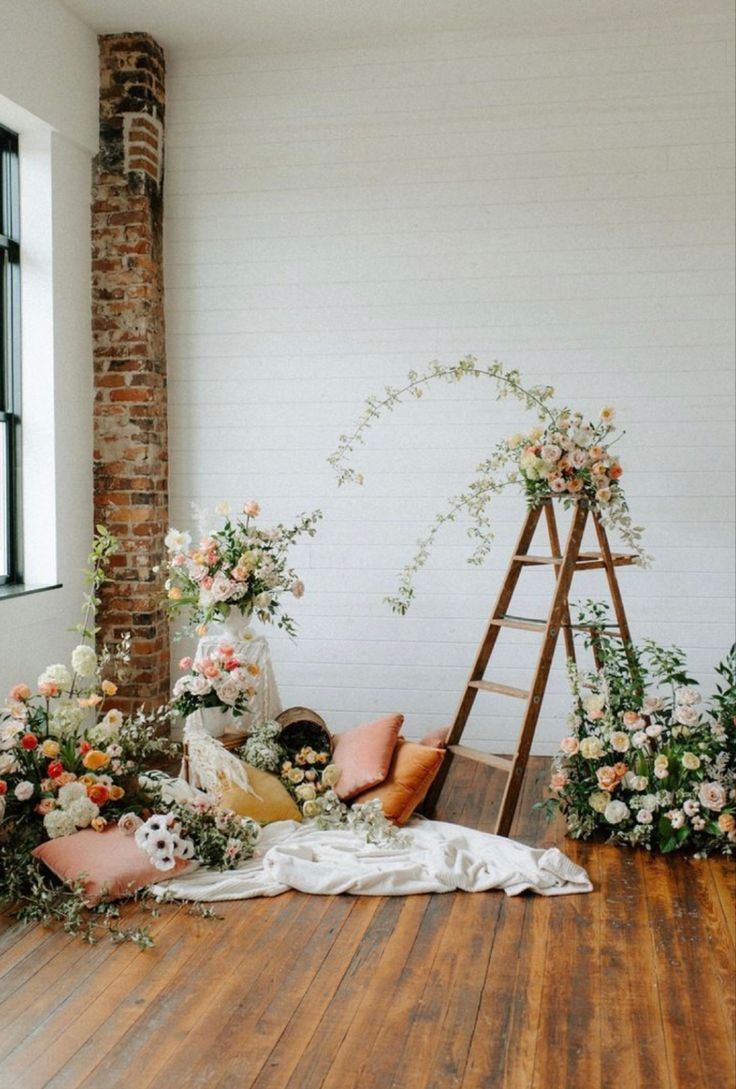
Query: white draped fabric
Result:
<box><xmin>151</xmin><ymin>815</ymin><xmax>592</xmax><ymax>901</ymax></box>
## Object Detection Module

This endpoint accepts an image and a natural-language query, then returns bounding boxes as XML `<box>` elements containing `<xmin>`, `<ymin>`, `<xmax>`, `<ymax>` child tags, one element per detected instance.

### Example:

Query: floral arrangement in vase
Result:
<box><xmin>329</xmin><ymin>355</ymin><xmax>647</xmax><ymax>614</ymax></box>
<box><xmin>544</xmin><ymin>606</ymin><xmax>735</xmax><ymax>855</ymax></box>
<box><xmin>161</xmin><ymin>500</ymin><xmax>322</xmax><ymax>636</ymax></box>
<box><xmin>171</xmin><ymin>644</ymin><xmax>260</xmax><ymax>735</ymax></box>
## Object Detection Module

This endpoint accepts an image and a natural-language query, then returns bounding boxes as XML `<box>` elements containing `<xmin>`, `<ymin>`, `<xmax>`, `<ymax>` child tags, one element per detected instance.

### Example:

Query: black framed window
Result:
<box><xmin>0</xmin><ymin>125</ymin><xmax>21</xmax><ymax>585</ymax></box>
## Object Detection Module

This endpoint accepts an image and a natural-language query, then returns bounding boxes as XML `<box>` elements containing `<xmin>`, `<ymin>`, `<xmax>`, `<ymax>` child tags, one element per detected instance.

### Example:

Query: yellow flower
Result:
<box><xmin>82</xmin><ymin>749</ymin><xmax>110</xmax><ymax>771</ymax></box>
<box><xmin>91</xmin><ymin>817</ymin><xmax>107</xmax><ymax>833</ymax></box>
<box><xmin>41</xmin><ymin>739</ymin><xmax>60</xmax><ymax>758</ymax></box>
<box><xmin>79</xmin><ymin>774</ymin><xmax>97</xmax><ymax>786</ymax></box>
<box><xmin>101</xmin><ymin>680</ymin><xmax>118</xmax><ymax>696</ymax></box>
<box><xmin>109</xmin><ymin>785</ymin><xmax>125</xmax><ymax>801</ymax></box>
<box><xmin>528</xmin><ymin>425</ymin><xmax>544</xmax><ymax>441</ymax></box>
<box><xmin>589</xmin><ymin>791</ymin><xmax>611</xmax><ymax>813</ymax></box>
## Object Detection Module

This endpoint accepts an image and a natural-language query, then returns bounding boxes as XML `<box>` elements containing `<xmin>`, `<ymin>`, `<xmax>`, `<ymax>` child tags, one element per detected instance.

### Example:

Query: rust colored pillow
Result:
<box><xmin>32</xmin><ymin>824</ymin><xmax>191</xmax><ymax>906</ymax></box>
<box><xmin>350</xmin><ymin>739</ymin><xmax>445</xmax><ymax>826</ymax></box>
<box><xmin>331</xmin><ymin>713</ymin><xmax>404</xmax><ymax>800</ymax></box>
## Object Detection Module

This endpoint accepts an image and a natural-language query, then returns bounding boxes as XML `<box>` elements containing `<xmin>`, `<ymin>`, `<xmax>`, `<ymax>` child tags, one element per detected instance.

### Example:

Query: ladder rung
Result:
<box><xmin>514</xmin><ymin>554</ymin><xmax>562</xmax><ymax>565</ymax></box>
<box><xmin>491</xmin><ymin>616</ymin><xmax>546</xmax><ymax>632</ymax></box>
<box><xmin>448</xmin><ymin>745</ymin><xmax>514</xmax><ymax>773</ymax></box>
<box><xmin>469</xmin><ymin>679</ymin><xmax>530</xmax><ymax>700</ymax></box>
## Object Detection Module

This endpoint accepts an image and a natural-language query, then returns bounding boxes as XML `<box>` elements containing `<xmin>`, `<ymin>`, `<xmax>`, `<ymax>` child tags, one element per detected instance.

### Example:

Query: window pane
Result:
<box><xmin>0</xmin><ymin>417</ymin><xmax>7</xmax><ymax>581</ymax></box>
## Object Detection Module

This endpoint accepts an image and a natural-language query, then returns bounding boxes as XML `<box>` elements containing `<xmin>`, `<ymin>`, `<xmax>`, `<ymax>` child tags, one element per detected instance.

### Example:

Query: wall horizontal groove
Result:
<box><xmin>166</xmin><ymin>10</ymin><xmax>735</xmax><ymax>752</ymax></box>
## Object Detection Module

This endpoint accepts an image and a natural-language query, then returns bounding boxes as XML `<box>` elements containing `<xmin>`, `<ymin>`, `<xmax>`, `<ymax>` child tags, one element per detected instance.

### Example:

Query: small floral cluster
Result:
<box><xmin>162</xmin><ymin>500</ymin><xmax>322</xmax><ymax>635</ymax></box>
<box><xmin>149</xmin><ymin>798</ymin><xmax>260</xmax><ymax>871</ymax></box>
<box><xmin>546</xmin><ymin>619</ymin><xmax>735</xmax><ymax>855</ymax></box>
<box><xmin>239</xmin><ymin>721</ymin><xmax>341</xmax><ymax>818</ymax></box>
<box><xmin>329</xmin><ymin>356</ymin><xmax>647</xmax><ymax>614</ymax></box>
<box><xmin>171</xmin><ymin>644</ymin><xmax>259</xmax><ymax>720</ymax></box>
<box><xmin>133</xmin><ymin>812</ymin><xmax>196</xmax><ymax>872</ymax></box>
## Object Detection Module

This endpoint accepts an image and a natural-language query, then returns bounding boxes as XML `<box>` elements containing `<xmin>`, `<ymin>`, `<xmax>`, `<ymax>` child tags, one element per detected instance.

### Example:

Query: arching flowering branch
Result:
<box><xmin>329</xmin><ymin>355</ymin><xmax>649</xmax><ymax>615</ymax></box>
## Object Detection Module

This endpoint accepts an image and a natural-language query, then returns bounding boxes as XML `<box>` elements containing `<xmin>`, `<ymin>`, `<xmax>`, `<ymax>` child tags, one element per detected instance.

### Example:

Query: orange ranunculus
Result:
<box><xmin>609</xmin><ymin>463</ymin><xmax>623</xmax><ymax>480</ymax></box>
<box><xmin>78</xmin><ymin>740</ymin><xmax>92</xmax><ymax>755</ymax></box>
<box><xmin>46</xmin><ymin>760</ymin><xmax>65</xmax><ymax>779</ymax></box>
<box><xmin>91</xmin><ymin>817</ymin><xmax>107</xmax><ymax>833</ymax></box>
<box><xmin>82</xmin><ymin>749</ymin><xmax>110</xmax><ymax>771</ymax></box>
<box><xmin>109</xmin><ymin>785</ymin><xmax>125</xmax><ymax>801</ymax></box>
<box><xmin>87</xmin><ymin>783</ymin><xmax>110</xmax><ymax>806</ymax></box>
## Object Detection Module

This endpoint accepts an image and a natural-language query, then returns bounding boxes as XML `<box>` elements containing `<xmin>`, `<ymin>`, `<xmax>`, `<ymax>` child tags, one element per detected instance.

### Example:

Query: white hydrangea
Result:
<box><xmin>67</xmin><ymin>796</ymin><xmax>99</xmax><ymax>828</ymax></box>
<box><xmin>38</xmin><ymin>664</ymin><xmax>72</xmax><ymax>691</ymax></box>
<box><xmin>71</xmin><ymin>644</ymin><xmax>98</xmax><ymax>678</ymax></box>
<box><xmin>49</xmin><ymin>701</ymin><xmax>85</xmax><ymax>739</ymax></box>
<box><xmin>58</xmin><ymin>781</ymin><xmax>87</xmax><ymax>807</ymax></box>
<box><xmin>43</xmin><ymin>808</ymin><xmax>77</xmax><ymax>839</ymax></box>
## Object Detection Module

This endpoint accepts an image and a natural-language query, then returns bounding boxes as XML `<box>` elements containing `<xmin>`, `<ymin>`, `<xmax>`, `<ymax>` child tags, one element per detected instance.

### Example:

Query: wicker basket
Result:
<box><xmin>276</xmin><ymin>706</ymin><xmax>333</xmax><ymax>758</ymax></box>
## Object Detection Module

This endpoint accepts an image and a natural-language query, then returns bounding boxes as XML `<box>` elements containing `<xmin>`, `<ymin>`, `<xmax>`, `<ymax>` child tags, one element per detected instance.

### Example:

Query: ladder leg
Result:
<box><xmin>421</xmin><ymin>502</ymin><xmax>545</xmax><ymax>817</ymax></box>
<box><xmin>544</xmin><ymin>501</ymin><xmax>576</xmax><ymax>664</ymax></box>
<box><xmin>591</xmin><ymin>511</ymin><xmax>640</xmax><ymax>682</ymax></box>
<box><xmin>494</xmin><ymin>501</ymin><xmax>589</xmax><ymax>837</ymax></box>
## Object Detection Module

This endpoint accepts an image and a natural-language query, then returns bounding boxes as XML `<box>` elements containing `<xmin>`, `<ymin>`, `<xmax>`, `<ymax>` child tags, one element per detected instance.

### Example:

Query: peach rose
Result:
<box><xmin>168</xmin><ymin>587</ymin><xmax>183</xmax><ymax>601</ymax></box>
<box><xmin>78</xmin><ymin>694</ymin><xmax>103</xmax><ymax>708</ymax></box>
<box><xmin>101</xmin><ymin>679</ymin><xmax>118</xmax><ymax>696</ymax></box>
<box><xmin>57</xmin><ymin>772</ymin><xmax>77</xmax><ymax>785</ymax></box>
<box><xmin>91</xmin><ymin>817</ymin><xmax>107</xmax><ymax>833</ymax></box>
<box><xmin>38</xmin><ymin>681</ymin><xmax>59</xmax><ymax>698</ymax></box>
<box><xmin>9</xmin><ymin>683</ymin><xmax>31</xmax><ymax>702</ymax></box>
<box><xmin>596</xmin><ymin>766</ymin><xmax>619</xmax><ymax>791</ymax></box>
<box><xmin>560</xmin><ymin>736</ymin><xmax>579</xmax><ymax>756</ymax></box>
<box><xmin>243</xmin><ymin>501</ymin><xmax>260</xmax><ymax>517</ymax></box>
<box><xmin>550</xmin><ymin>773</ymin><xmax>568</xmax><ymax>792</ymax></box>
<box><xmin>567</xmin><ymin>477</ymin><xmax>584</xmax><ymax>493</ymax></box>
<box><xmin>87</xmin><ymin>783</ymin><xmax>110</xmax><ymax>806</ymax></box>
<box><xmin>179</xmin><ymin>656</ymin><xmax>193</xmax><ymax>671</ymax></box>
<box><xmin>109</xmin><ymin>785</ymin><xmax>125</xmax><ymax>801</ymax></box>
<box><xmin>717</xmin><ymin>813</ymin><xmax>735</xmax><ymax>834</ymax></box>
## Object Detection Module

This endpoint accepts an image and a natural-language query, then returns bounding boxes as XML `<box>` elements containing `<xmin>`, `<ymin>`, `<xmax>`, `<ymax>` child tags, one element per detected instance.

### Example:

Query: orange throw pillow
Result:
<box><xmin>351</xmin><ymin>739</ymin><xmax>445</xmax><ymax>826</ymax></box>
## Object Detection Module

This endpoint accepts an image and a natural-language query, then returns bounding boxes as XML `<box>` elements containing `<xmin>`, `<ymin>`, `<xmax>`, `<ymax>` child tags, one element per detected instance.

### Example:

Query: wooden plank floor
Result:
<box><xmin>1</xmin><ymin>756</ymin><xmax>734</xmax><ymax>1089</ymax></box>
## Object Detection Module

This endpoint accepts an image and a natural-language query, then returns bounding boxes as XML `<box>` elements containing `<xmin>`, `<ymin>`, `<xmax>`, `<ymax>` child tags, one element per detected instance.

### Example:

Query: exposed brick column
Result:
<box><xmin>92</xmin><ymin>34</ymin><xmax>169</xmax><ymax>713</ymax></box>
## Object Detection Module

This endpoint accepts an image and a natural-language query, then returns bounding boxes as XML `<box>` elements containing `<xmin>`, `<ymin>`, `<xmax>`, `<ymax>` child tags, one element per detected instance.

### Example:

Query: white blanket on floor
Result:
<box><xmin>150</xmin><ymin>817</ymin><xmax>592</xmax><ymax>900</ymax></box>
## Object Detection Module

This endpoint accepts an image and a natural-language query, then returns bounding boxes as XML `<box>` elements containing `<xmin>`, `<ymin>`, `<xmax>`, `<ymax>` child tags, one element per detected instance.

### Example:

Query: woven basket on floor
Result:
<box><xmin>276</xmin><ymin>706</ymin><xmax>333</xmax><ymax>758</ymax></box>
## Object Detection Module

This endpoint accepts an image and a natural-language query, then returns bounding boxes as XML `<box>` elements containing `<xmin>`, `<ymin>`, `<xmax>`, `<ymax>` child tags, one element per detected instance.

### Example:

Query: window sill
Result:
<box><xmin>0</xmin><ymin>582</ymin><xmax>62</xmax><ymax>601</ymax></box>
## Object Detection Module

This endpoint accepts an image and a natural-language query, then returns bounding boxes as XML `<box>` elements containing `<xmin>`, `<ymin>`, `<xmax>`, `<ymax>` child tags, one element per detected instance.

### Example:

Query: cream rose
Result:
<box><xmin>698</xmin><ymin>781</ymin><xmax>726</xmax><ymax>812</ymax></box>
<box><xmin>589</xmin><ymin>790</ymin><xmax>610</xmax><ymax>813</ymax></box>
<box><xmin>604</xmin><ymin>800</ymin><xmax>630</xmax><ymax>825</ymax></box>
<box><xmin>610</xmin><ymin>731</ymin><xmax>630</xmax><ymax>753</ymax></box>
<box><xmin>579</xmin><ymin>736</ymin><xmax>604</xmax><ymax>760</ymax></box>
<box><xmin>681</xmin><ymin>752</ymin><xmax>700</xmax><ymax>771</ymax></box>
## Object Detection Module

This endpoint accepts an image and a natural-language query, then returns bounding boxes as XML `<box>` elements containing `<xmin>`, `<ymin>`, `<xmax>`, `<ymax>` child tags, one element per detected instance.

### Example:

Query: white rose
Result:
<box><xmin>14</xmin><ymin>780</ymin><xmax>34</xmax><ymax>801</ymax></box>
<box><xmin>604</xmin><ymin>800</ymin><xmax>630</xmax><ymax>825</ymax></box>
<box><xmin>675</xmin><ymin>686</ymin><xmax>701</xmax><ymax>707</ymax></box>
<box><xmin>211</xmin><ymin>573</ymin><xmax>236</xmax><ymax>602</ymax></box>
<box><xmin>71</xmin><ymin>644</ymin><xmax>98</xmax><ymax>678</ymax></box>
<box><xmin>674</xmin><ymin>705</ymin><xmax>699</xmax><ymax>727</ymax></box>
<box><xmin>39</xmin><ymin>664</ymin><xmax>72</xmax><ymax>691</ymax></box>
<box><xmin>214</xmin><ymin>678</ymin><xmax>241</xmax><ymax>707</ymax></box>
<box><xmin>0</xmin><ymin>722</ymin><xmax>23</xmax><ymax>751</ymax></box>
<box><xmin>636</xmin><ymin>809</ymin><xmax>653</xmax><ymax>825</ymax></box>
<box><xmin>572</xmin><ymin>427</ymin><xmax>592</xmax><ymax>447</ymax></box>
<box><xmin>321</xmin><ymin>764</ymin><xmax>341</xmax><ymax>788</ymax></box>
<box><xmin>698</xmin><ymin>781</ymin><xmax>726</xmax><ymax>812</ymax></box>
<box><xmin>639</xmin><ymin>794</ymin><xmax>659</xmax><ymax>812</ymax></box>
<box><xmin>541</xmin><ymin>444</ymin><xmax>561</xmax><ymax>464</ymax></box>
<box><xmin>579</xmin><ymin>736</ymin><xmax>604</xmax><ymax>760</ymax></box>
<box><xmin>165</xmin><ymin>528</ymin><xmax>191</xmax><ymax>553</ymax></box>
<box><xmin>642</xmin><ymin>696</ymin><xmax>664</xmax><ymax>714</ymax></box>
<box><xmin>0</xmin><ymin>752</ymin><xmax>17</xmax><ymax>775</ymax></box>
<box><xmin>173</xmin><ymin>676</ymin><xmax>194</xmax><ymax>697</ymax></box>
<box><xmin>189</xmin><ymin>675</ymin><xmax>212</xmax><ymax>697</ymax></box>
<box><xmin>646</xmin><ymin>723</ymin><xmax>663</xmax><ymax>739</ymax></box>
<box><xmin>631</xmin><ymin>730</ymin><xmax>648</xmax><ymax>749</ymax></box>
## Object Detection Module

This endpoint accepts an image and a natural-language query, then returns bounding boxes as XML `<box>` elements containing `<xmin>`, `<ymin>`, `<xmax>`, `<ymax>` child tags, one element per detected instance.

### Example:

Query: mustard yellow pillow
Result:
<box><xmin>219</xmin><ymin>764</ymin><xmax>302</xmax><ymax>824</ymax></box>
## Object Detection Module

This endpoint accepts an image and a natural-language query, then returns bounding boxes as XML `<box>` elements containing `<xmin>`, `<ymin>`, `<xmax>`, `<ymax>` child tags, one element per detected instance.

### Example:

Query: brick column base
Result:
<box><xmin>92</xmin><ymin>33</ymin><xmax>169</xmax><ymax>713</ymax></box>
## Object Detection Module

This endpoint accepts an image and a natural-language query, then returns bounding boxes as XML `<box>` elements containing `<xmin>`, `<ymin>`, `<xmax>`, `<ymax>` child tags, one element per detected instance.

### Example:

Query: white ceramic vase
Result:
<box><xmin>186</xmin><ymin>705</ymin><xmax>230</xmax><ymax>739</ymax></box>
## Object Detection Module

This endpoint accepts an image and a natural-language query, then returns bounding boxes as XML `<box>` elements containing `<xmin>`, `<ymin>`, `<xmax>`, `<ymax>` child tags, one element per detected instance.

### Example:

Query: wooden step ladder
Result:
<box><xmin>422</xmin><ymin>498</ymin><xmax>636</xmax><ymax>836</ymax></box>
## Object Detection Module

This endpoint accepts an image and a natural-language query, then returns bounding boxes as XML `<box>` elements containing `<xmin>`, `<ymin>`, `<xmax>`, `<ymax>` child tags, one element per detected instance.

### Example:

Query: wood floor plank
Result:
<box><xmin>0</xmin><ymin>758</ymin><xmax>733</xmax><ymax>1089</ymax></box>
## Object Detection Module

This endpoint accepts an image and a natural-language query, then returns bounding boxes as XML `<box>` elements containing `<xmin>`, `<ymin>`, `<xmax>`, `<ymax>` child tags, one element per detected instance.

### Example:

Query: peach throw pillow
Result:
<box><xmin>351</xmin><ymin>739</ymin><xmax>445</xmax><ymax>825</ymax></box>
<box><xmin>331</xmin><ymin>713</ymin><xmax>404</xmax><ymax>800</ymax></box>
<box><xmin>32</xmin><ymin>824</ymin><xmax>191</xmax><ymax>906</ymax></box>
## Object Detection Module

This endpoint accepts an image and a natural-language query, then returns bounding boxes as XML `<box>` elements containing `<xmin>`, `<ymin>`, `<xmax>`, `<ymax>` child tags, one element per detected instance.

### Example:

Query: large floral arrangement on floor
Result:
<box><xmin>329</xmin><ymin>356</ymin><xmax>647</xmax><ymax>613</ymax></box>
<box><xmin>161</xmin><ymin>500</ymin><xmax>322</xmax><ymax>635</ymax></box>
<box><xmin>545</xmin><ymin>608</ymin><xmax>735</xmax><ymax>855</ymax></box>
<box><xmin>171</xmin><ymin>644</ymin><xmax>259</xmax><ymax>721</ymax></box>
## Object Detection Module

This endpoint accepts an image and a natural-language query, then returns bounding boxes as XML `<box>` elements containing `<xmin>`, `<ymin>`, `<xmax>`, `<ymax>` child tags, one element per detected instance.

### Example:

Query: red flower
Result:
<box><xmin>87</xmin><ymin>783</ymin><xmax>110</xmax><ymax>806</ymax></box>
<box><xmin>47</xmin><ymin>760</ymin><xmax>64</xmax><ymax>779</ymax></box>
<box><xmin>21</xmin><ymin>733</ymin><xmax>38</xmax><ymax>750</ymax></box>
<box><xmin>0</xmin><ymin>780</ymin><xmax>7</xmax><ymax>796</ymax></box>
<box><xmin>78</xmin><ymin>740</ymin><xmax>92</xmax><ymax>755</ymax></box>
<box><xmin>224</xmin><ymin>659</ymin><xmax>240</xmax><ymax>672</ymax></box>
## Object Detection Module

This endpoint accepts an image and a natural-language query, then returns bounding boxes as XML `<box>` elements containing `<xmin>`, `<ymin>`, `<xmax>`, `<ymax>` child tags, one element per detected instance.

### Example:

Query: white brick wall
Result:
<box><xmin>164</xmin><ymin>9</ymin><xmax>735</xmax><ymax>752</ymax></box>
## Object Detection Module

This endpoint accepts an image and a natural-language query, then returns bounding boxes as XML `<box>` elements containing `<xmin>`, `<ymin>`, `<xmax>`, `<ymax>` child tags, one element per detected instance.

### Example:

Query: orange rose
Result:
<box><xmin>613</xmin><ymin>762</ymin><xmax>628</xmax><ymax>779</ymax></box>
<box><xmin>82</xmin><ymin>749</ymin><xmax>110</xmax><ymax>771</ymax></box>
<box><xmin>87</xmin><ymin>783</ymin><xmax>110</xmax><ymax>806</ymax></box>
<box><xmin>609</xmin><ymin>463</ymin><xmax>623</xmax><ymax>480</ymax></box>
<box><xmin>596</xmin><ymin>766</ymin><xmax>619</xmax><ymax>791</ymax></box>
